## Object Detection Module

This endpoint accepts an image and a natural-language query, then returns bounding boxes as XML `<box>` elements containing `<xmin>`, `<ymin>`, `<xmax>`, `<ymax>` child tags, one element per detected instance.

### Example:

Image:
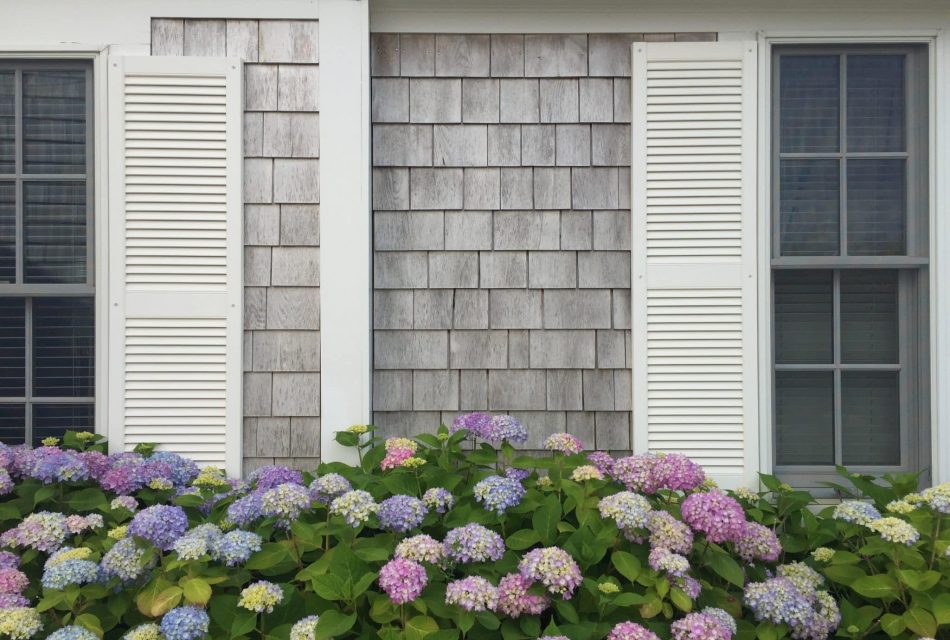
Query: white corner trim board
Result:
<box><xmin>319</xmin><ymin>0</ymin><xmax>372</xmax><ymax>464</ymax></box>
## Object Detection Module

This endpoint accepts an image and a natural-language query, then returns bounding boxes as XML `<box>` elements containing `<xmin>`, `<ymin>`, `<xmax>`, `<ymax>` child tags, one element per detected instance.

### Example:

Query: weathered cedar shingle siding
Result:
<box><xmin>151</xmin><ymin>18</ymin><xmax>321</xmax><ymax>472</ymax></box>
<box><xmin>370</xmin><ymin>32</ymin><xmax>715</xmax><ymax>452</ymax></box>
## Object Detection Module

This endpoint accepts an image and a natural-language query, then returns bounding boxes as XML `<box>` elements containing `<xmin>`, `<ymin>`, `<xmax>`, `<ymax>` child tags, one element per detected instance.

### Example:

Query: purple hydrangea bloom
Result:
<box><xmin>443</xmin><ymin>523</ymin><xmax>505</xmax><ymax>563</ymax></box>
<box><xmin>148</xmin><ymin>451</ymin><xmax>199</xmax><ymax>486</ymax></box>
<box><xmin>308</xmin><ymin>473</ymin><xmax>352</xmax><ymax>505</ymax></box>
<box><xmin>587</xmin><ymin>451</ymin><xmax>616</xmax><ymax>477</ymax></box>
<box><xmin>0</xmin><ymin>568</ymin><xmax>28</xmax><ymax>595</ymax></box>
<box><xmin>648</xmin><ymin>547</ymin><xmax>690</xmax><ymax>577</ymax></box>
<box><xmin>260</xmin><ymin>483</ymin><xmax>311</xmax><ymax>527</ymax></box>
<box><xmin>473</xmin><ymin>476</ymin><xmax>525</xmax><ymax>515</ymax></box>
<box><xmin>28</xmin><ymin>449</ymin><xmax>89</xmax><ymax>484</ymax></box>
<box><xmin>449</xmin><ymin>412</ymin><xmax>494</xmax><ymax>439</ymax></box>
<box><xmin>445</xmin><ymin>576</ymin><xmax>498</xmax><ymax>612</ymax></box>
<box><xmin>504</xmin><ymin>467</ymin><xmax>531</xmax><ymax>482</ymax></box>
<box><xmin>518</xmin><ymin>547</ymin><xmax>583</xmax><ymax>599</ymax></box>
<box><xmin>211</xmin><ymin>530</ymin><xmax>262</xmax><ymax>567</ymax></box>
<box><xmin>681</xmin><ymin>490</ymin><xmax>746</xmax><ymax>544</ymax></box>
<box><xmin>249</xmin><ymin>465</ymin><xmax>303</xmax><ymax>491</ymax></box>
<box><xmin>226</xmin><ymin>492</ymin><xmax>264</xmax><ymax>527</ymax></box>
<box><xmin>100</xmin><ymin>454</ymin><xmax>146</xmax><ymax>495</ymax></box>
<box><xmin>377</xmin><ymin>495</ymin><xmax>428</xmax><ymax>533</ymax></box>
<box><xmin>160</xmin><ymin>606</ymin><xmax>210</xmax><ymax>640</ymax></box>
<box><xmin>735</xmin><ymin>522</ymin><xmax>781</xmax><ymax>563</ymax></box>
<box><xmin>607</xmin><ymin>622</ymin><xmax>661</xmax><ymax>640</ymax></box>
<box><xmin>422</xmin><ymin>487</ymin><xmax>454</xmax><ymax>514</ymax></box>
<box><xmin>744</xmin><ymin>577</ymin><xmax>839</xmax><ymax>640</ymax></box>
<box><xmin>0</xmin><ymin>469</ymin><xmax>12</xmax><ymax>496</ymax></box>
<box><xmin>0</xmin><ymin>593</ymin><xmax>29</xmax><ymax>608</ymax></box>
<box><xmin>495</xmin><ymin>573</ymin><xmax>549</xmax><ymax>618</ymax></box>
<box><xmin>128</xmin><ymin>505</ymin><xmax>189</xmax><ymax>550</ymax></box>
<box><xmin>4</xmin><ymin>511</ymin><xmax>69</xmax><ymax>552</ymax></box>
<box><xmin>488</xmin><ymin>414</ymin><xmax>528</xmax><ymax>444</ymax></box>
<box><xmin>670</xmin><ymin>612</ymin><xmax>733</xmax><ymax>640</ymax></box>
<box><xmin>378</xmin><ymin>558</ymin><xmax>428</xmax><ymax>604</ymax></box>
<box><xmin>0</xmin><ymin>551</ymin><xmax>20</xmax><ymax>570</ymax></box>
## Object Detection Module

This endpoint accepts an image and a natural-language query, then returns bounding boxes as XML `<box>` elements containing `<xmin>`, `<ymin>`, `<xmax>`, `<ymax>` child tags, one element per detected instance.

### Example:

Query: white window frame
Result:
<box><xmin>755</xmin><ymin>31</ymin><xmax>947</xmax><ymax>485</ymax></box>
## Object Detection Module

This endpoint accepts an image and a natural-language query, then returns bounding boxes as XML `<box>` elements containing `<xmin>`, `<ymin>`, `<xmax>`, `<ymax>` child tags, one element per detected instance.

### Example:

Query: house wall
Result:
<box><xmin>370</xmin><ymin>32</ymin><xmax>712</xmax><ymax>451</ymax></box>
<box><xmin>150</xmin><ymin>19</ymin><xmax>322</xmax><ymax>472</ymax></box>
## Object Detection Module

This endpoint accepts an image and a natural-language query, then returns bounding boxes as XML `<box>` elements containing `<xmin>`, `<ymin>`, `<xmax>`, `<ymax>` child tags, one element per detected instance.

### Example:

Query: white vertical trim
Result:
<box><xmin>319</xmin><ymin>0</ymin><xmax>371</xmax><ymax>464</ymax></box>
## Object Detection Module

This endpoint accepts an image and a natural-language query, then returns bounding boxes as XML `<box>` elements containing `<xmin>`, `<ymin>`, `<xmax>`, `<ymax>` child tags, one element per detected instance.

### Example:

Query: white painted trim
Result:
<box><xmin>319</xmin><ymin>0</ymin><xmax>371</xmax><ymax>465</ymax></box>
<box><xmin>755</xmin><ymin>31</ymin><xmax>945</xmax><ymax>484</ymax></box>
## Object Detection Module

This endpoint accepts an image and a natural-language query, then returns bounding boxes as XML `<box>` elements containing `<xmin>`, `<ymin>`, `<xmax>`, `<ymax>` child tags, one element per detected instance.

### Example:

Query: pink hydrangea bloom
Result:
<box><xmin>607</xmin><ymin>622</ymin><xmax>661</xmax><ymax>640</ymax></box>
<box><xmin>681</xmin><ymin>490</ymin><xmax>746</xmax><ymax>544</ymax></box>
<box><xmin>378</xmin><ymin>558</ymin><xmax>427</xmax><ymax>605</ymax></box>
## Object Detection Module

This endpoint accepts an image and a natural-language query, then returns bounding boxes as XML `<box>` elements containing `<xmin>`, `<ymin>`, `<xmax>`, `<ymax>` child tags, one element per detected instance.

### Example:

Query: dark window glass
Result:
<box><xmin>842</xmin><ymin>371</ymin><xmax>901</xmax><ymax>465</ymax></box>
<box><xmin>23</xmin><ymin>181</ymin><xmax>86</xmax><ymax>283</ymax></box>
<box><xmin>0</xmin><ymin>72</ymin><xmax>13</xmax><ymax>174</ymax></box>
<box><xmin>847</xmin><ymin>159</ymin><xmax>906</xmax><ymax>256</ymax></box>
<box><xmin>0</xmin><ymin>298</ymin><xmax>25</xmax><ymax>397</ymax></box>
<box><xmin>847</xmin><ymin>55</ymin><xmax>905</xmax><ymax>152</ymax></box>
<box><xmin>779</xmin><ymin>159</ymin><xmax>840</xmax><ymax>256</ymax></box>
<box><xmin>32</xmin><ymin>402</ymin><xmax>93</xmax><ymax>446</ymax></box>
<box><xmin>0</xmin><ymin>404</ymin><xmax>25</xmax><ymax>445</ymax></box>
<box><xmin>775</xmin><ymin>371</ymin><xmax>835</xmax><ymax>465</ymax></box>
<box><xmin>23</xmin><ymin>70</ymin><xmax>86</xmax><ymax>174</ymax></box>
<box><xmin>780</xmin><ymin>55</ymin><xmax>840</xmax><ymax>153</ymax></box>
<box><xmin>33</xmin><ymin>297</ymin><xmax>94</xmax><ymax>397</ymax></box>
<box><xmin>0</xmin><ymin>181</ymin><xmax>14</xmax><ymax>283</ymax></box>
<box><xmin>841</xmin><ymin>270</ymin><xmax>899</xmax><ymax>364</ymax></box>
<box><xmin>774</xmin><ymin>270</ymin><xmax>834</xmax><ymax>364</ymax></box>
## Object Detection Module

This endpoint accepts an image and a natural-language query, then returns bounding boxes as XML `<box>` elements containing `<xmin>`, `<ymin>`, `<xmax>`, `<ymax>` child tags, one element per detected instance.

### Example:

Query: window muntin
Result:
<box><xmin>771</xmin><ymin>46</ymin><xmax>929</xmax><ymax>485</ymax></box>
<box><xmin>0</xmin><ymin>61</ymin><xmax>93</xmax><ymax>446</ymax></box>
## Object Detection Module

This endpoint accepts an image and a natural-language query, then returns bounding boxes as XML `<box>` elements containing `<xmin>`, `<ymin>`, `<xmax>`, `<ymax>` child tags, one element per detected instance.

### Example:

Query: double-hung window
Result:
<box><xmin>771</xmin><ymin>46</ymin><xmax>929</xmax><ymax>486</ymax></box>
<box><xmin>0</xmin><ymin>61</ymin><xmax>95</xmax><ymax>446</ymax></box>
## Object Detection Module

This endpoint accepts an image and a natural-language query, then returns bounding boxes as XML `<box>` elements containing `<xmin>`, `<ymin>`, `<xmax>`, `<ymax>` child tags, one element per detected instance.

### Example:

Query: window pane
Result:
<box><xmin>0</xmin><ymin>298</ymin><xmax>25</xmax><ymax>397</ymax></box>
<box><xmin>841</xmin><ymin>270</ymin><xmax>899</xmax><ymax>364</ymax></box>
<box><xmin>780</xmin><ymin>159</ymin><xmax>840</xmax><ymax>256</ymax></box>
<box><xmin>23</xmin><ymin>70</ymin><xmax>87</xmax><ymax>174</ymax></box>
<box><xmin>32</xmin><ymin>402</ymin><xmax>93</xmax><ymax>447</ymax></box>
<box><xmin>774</xmin><ymin>270</ymin><xmax>833</xmax><ymax>364</ymax></box>
<box><xmin>847</xmin><ymin>159</ymin><xmax>906</xmax><ymax>256</ymax></box>
<box><xmin>0</xmin><ymin>404</ymin><xmax>25</xmax><ymax>445</ymax></box>
<box><xmin>775</xmin><ymin>371</ymin><xmax>835</xmax><ymax>465</ymax></box>
<box><xmin>842</xmin><ymin>371</ymin><xmax>900</xmax><ymax>465</ymax></box>
<box><xmin>33</xmin><ymin>297</ymin><xmax>94</xmax><ymax>397</ymax></box>
<box><xmin>0</xmin><ymin>72</ymin><xmax>13</xmax><ymax>174</ymax></box>
<box><xmin>847</xmin><ymin>55</ymin><xmax>905</xmax><ymax>152</ymax></box>
<box><xmin>23</xmin><ymin>181</ymin><xmax>86</xmax><ymax>283</ymax></box>
<box><xmin>779</xmin><ymin>55</ymin><xmax>840</xmax><ymax>153</ymax></box>
<box><xmin>0</xmin><ymin>181</ymin><xmax>14</xmax><ymax>283</ymax></box>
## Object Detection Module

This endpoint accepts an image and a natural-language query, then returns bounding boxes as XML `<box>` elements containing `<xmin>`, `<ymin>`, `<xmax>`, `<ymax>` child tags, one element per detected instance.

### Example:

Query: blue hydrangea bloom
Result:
<box><xmin>160</xmin><ymin>606</ymin><xmax>210</xmax><ymax>640</ymax></box>
<box><xmin>210</xmin><ymin>530</ymin><xmax>262</xmax><ymax>567</ymax></box>
<box><xmin>377</xmin><ymin>495</ymin><xmax>428</xmax><ymax>533</ymax></box>
<box><xmin>473</xmin><ymin>476</ymin><xmax>525</xmax><ymax>515</ymax></box>
<box><xmin>128</xmin><ymin>505</ymin><xmax>189</xmax><ymax>550</ymax></box>
<box><xmin>46</xmin><ymin>626</ymin><xmax>99</xmax><ymax>640</ymax></box>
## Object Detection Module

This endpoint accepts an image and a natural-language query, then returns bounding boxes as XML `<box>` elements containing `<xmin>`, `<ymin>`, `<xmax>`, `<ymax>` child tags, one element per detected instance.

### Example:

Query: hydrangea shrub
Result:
<box><xmin>0</xmin><ymin>422</ymin><xmax>938</xmax><ymax>639</ymax></box>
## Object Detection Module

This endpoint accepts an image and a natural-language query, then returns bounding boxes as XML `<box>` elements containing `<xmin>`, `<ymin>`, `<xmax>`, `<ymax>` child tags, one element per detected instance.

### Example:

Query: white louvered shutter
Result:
<box><xmin>630</xmin><ymin>42</ymin><xmax>758</xmax><ymax>488</ymax></box>
<box><xmin>107</xmin><ymin>57</ymin><xmax>243</xmax><ymax>475</ymax></box>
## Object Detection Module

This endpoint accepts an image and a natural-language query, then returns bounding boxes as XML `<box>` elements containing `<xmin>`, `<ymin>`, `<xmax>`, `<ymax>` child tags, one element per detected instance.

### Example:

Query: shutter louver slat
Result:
<box><xmin>108</xmin><ymin>57</ymin><xmax>242</xmax><ymax>475</ymax></box>
<box><xmin>632</xmin><ymin>42</ymin><xmax>758</xmax><ymax>488</ymax></box>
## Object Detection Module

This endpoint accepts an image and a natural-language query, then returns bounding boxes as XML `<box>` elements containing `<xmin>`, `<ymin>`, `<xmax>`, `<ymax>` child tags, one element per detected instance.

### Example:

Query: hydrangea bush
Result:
<box><xmin>0</xmin><ymin>421</ymin><xmax>934</xmax><ymax>639</ymax></box>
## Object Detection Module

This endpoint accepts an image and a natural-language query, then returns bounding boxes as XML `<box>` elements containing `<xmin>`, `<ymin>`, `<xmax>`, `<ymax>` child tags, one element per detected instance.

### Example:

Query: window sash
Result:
<box><xmin>769</xmin><ymin>45</ymin><xmax>929</xmax><ymax>486</ymax></box>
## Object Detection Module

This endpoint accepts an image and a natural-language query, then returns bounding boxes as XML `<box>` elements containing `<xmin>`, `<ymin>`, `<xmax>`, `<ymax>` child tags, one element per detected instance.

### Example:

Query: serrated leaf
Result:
<box><xmin>611</xmin><ymin>550</ymin><xmax>641</xmax><ymax>583</ymax></box>
<box><xmin>405</xmin><ymin>615</ymin><xmax>439</xmax><ymax>640</ymax></box>
<box><xmin>313</xmin><ymin>611</ymin><xmax>356</xmax><ymax>640</ymax></box>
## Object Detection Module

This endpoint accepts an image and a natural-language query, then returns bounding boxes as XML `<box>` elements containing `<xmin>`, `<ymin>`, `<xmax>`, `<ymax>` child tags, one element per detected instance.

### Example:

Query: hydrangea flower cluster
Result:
<box><xmin>41</xmin><ymin>547</ymin><xmax>99</xmax><ymax>590</ymax></box>
<box><xmin>495</xmin><ymin>572</ymin><xmax>549</xmax><ymax>618</ymax></box>
<box><xmin>473</xmin><ymin>475</ymin><xmax>525</xmax><ymax>514</ymax></box>
<box><xmin>518</xmin><ymin>546</ymin><xmax>583</xmax><ymax>599</ymax></box>
<box><xmin>159</xmin><ymin>606</ymin><xmax>210</xmax><ymax>640</ymax></box>
<box><xmin>612</xmin><ymin>453</ymin><xmax>705</xmax><ymax>495</ymax></box>
<box><xmin>290</xmin><ymin>616</ymin><xmax>319</xmax><ymax>640</ymax></box>
<box><xmin>238</xmin><ymin>580</ymin><xmax>284</xmax><ymax>613</ymax></box>
<box><xmin>734</xmin><ymin>522</ymin><xmax>782</xmax><ymax>563</ymax></box>
<box><xmin>867</xmin><ymin>517</ymin><xmax>920</xmax><ymax>545</ymax></box>
<box><xmin>607</xmin><ymin>622</ymin><xmax>661</xmax><ymax>640</ymax></box>
<box><xmin>377</xmin><ymin>495</ymin><xmax>428</xmax><ymax>533</ymax></box>
<box><xmin>329</xmin><ymin>490</ymin><xmax>378</xmax><ymax>528</ymax></box>
<box><xmin>248</xmin><ymin>465</ymin><xmax>303</xmax><ymax>491</ymax></box>
<box><xmin>648</xmin><ymin>547</ymin><xmax>690</xmax><ymax>577</ymax></box>
<box><xmin>46</xmin><ymin>626</ymin><xmax>99</xmax><ymax>640</ymax></box>
<box><xmin>122</xmin><ymin>623</ymin><xmax>163</xmax><ymax>640</ymax></box>
<box><xmin>378</xmin><ymin>557</ymin><xmax>428</xmax><ymax>604</ymax></box>
<box><xmin>543</xmin><ymin>433</ymin><xmax>583</xmax><ymax>455</ymax></box>
<box><xmin>260</xmin><ymin>482</ymin><xmax>312</xmax><ymax>527</ymax></box>
<box><xmin>450</xmin><ymin>412</ymin><xmax>494</xmax><ymax>439</ymax></box>
<box><xmin>587</xmin><ymin>451</ymin><xmax>615</xmax><ymax>477</ymax></box>
<box><xmin>100</xmin><ymin>537</ymin><xmax>153</xmax><ymax>582</ymax></box>
<box><xmin>488</xmin><ymin>414</ymin><xmax>528</xmax><ymax>444</ymax></box>
<box><xmin>443</xmin><ymin>524</ymin><xmax>505</xmax><ymax>563</ymax></box>
<box><xmin>395</xmin><ymin>534</ymin><xmax>445</xmax><ymax>565</ymax></box>
<box><xmin>680</xmin><ymin>490</ymin><xmax>746</xmax><ymax>544</ymax></box>
<box><xmin>671</xmin><ymin>610</ymin><xmax>734</xmax><ymax>640</ymax></box>
<box><xmin>646</xmin><ymin>511</ymin><xmax>694</xmax><ymax>555</ymax></box>
<box><xmin>0</xmin><ymin>568</ymin><xmax>29</xmax><ymax>595</ymax></box>
<box><xmin>308</xmin><ymin>473</ymin><xmax>352</xmax><ymax>504</ymax></box>
<box><xmin>599</xmin><ymin>491</ymin><xmax>653</xmax><ymax>532</ymax></box>
<box><xmin>422</xmin><ymin>487</ymin><xmax>454</xmax><ymax>514</ymax></box>
<box><xmin>570</xmin><ymin>465</ymin><xmax>604</xmax><ymax>482</ymax></box>
<box><xmin>832</xmin><ymin>500</ymin><xmax>881</xmax><ymax>525</ymax></box>
<box><xmin>745</xmin><ymin>568</ymin><xmax>841</xmax><ymax>640</ymax></box>
<box><xmin>0</xmin><ymin>511</ymin><xmax>68</xmax><ymax>552</ymax></box>
<box><xmin>211</xmin><ymin>530</ymin><xmax>263</xmax><ymax>567</ymax></box>
<box><xmin>920</xmin><ymin>482</ymin><xmax>950</xmax><ymax>514</ymax></box>
<box><xmin>110</xmin><ymin>496</ymin><xmax>138</xmax><ymax>512</ymax></box>
<box><xmin>128</xmin><ymin>505</ymin><xmax>189</xmax><ymax>550</ymax></box>
<box><xmin>0</xmin><ymin>608</ymin><xmax>43</xmax><ymax>640</ymax></box>
<box><xmin>445</xmin><ymin>576</ymin><xmax>498</xmax><ymax>612</ymax></box>
<box><xmin>380</xmin><ymin>438</ymin><xmax>420</xmax><ymax>470</ymax></box>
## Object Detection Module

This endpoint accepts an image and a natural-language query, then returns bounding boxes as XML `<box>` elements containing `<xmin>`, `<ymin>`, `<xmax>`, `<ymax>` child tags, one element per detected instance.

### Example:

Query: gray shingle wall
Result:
<box><xmin>371</xmin><ymin>32</ymin><xmax>715</xmax><ymax>452</ymax></box>
<box><xmin>151</xmin><ymin>18</ymin><xmax>321</xmax><ymax>473</ymax></box>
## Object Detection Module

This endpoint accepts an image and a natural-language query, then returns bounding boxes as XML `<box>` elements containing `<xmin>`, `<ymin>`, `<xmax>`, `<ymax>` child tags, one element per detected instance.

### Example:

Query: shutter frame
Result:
<box><xmin>107</xmin><ymin>56</ymin><xmax>243</xmax><ymax>476</ymax></box>
<box><xmin>631</xmin><ymin>41</ymin><xmax>759</xmax><ymax>488</ymax></box>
